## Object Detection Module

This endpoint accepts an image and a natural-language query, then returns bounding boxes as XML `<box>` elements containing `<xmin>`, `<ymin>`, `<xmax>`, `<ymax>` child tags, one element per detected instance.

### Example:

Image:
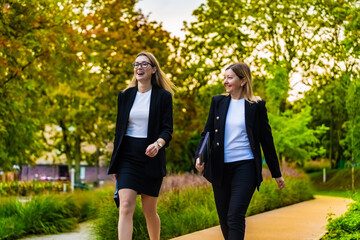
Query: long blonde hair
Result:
<box><xmin>127</xmin><ymin>52</ymin><xmax>175</xmax><ymax>96</ymax></box>
<box><xmin>225</xmin><ymin>63</ymin><xmax>261</xmax><ymax>103</ymax></box>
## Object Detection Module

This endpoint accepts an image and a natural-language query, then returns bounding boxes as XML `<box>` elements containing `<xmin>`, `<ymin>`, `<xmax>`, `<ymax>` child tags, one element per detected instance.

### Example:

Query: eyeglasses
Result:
<box><xmin>132</xmin><ymin>62</ymin><xmax>153</xmax><ymax>69</ymax></box>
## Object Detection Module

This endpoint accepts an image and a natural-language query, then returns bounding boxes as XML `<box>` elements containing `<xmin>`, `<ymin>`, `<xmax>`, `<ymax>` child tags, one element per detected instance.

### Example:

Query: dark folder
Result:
<box><xmin>199</xmin><ymin>132</ymin><xmax>210</xmax><ymax>164</ymax></box>
<box><xmin>114</xmin><ymin>180</ymin><xmax>119</xmax><ymax>208</ymax></box>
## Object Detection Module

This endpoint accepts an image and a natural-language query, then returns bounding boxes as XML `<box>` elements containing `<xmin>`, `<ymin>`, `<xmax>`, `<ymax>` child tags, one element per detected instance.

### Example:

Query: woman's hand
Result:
<box><xmin>145</xmin><ymin>143</ymin><xmax>160</xmax><ymax>157</ymax></box>
<box><xmin>113</xmin><ymin>174</ymin><xmax>117</xmax><ymax>181</ymax></box>
<box><xmin>195</xmin><ymin>158</ymin><xmax>204</xmax><ymax>173</ymax></box>
<box><xmin>275</xmin><ymin>177</ymin><xmax>285</xmax><ymax>190</ymax></box>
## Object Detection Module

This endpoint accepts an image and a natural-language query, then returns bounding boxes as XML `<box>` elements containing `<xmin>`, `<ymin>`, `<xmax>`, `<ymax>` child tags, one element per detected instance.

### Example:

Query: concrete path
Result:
<box><xmin>20</xmin><ymin>221</ymin><xmax>95</xmax><ymax>240</ymax></box>
<box><xmin>171</xmin><ymin>196</ymin><xmax>353</xmax><ymax>240</ymax></box>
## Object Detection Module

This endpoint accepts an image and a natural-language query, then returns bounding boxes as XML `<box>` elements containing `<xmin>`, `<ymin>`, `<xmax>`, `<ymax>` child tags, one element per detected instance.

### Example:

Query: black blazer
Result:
<box><xmin>108</xmin><ymin>86</ymin><xmax>173</xmax><ymax>178</ymax></box>
<box><xmin>195</xmin><ymin>95</ymin><xmax>282</xmax><ymax>188</ymax></box>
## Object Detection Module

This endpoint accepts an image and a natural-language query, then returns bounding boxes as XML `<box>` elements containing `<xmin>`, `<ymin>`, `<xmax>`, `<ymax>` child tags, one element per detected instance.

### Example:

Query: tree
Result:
<box><xmin>300</xmin><ymin>0</ymin><xmax>360</xmax><ymax>168</ymax></box>
<box><xmin>0</xmin><ymin>0</ymin><xmax>75</xmax><ymax>173</ymax></box>
<box><xmin>341</xmin><ymin>78</ymin><xmax>360</xmax><ymax>191</ymax></box>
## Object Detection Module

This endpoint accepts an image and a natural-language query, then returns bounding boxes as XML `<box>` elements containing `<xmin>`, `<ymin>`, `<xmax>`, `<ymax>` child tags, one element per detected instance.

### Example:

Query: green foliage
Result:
<box><xmin>321</xmin><ymin>193</ymin><xmax>360</xmax><ymax>240</ymax></box>
<box><xmin>269</xmin><ymin>107</ymin><xmax>328</xmax><ymax>164</ymax></box>
<box><xmin>264</xmin><ymin>62</ymin><xmax>290</xmax><ymax>114</ymax></box>
<box><xmin>341</xmin><ymin>78</ymin><xmax>360</xmax><ymax>167</ymax></box>
<box><xmin>0</xmin><ymin>189</ymin><xmax>104</xmax><ymax>239</ymax></box>
<box><xmin>0</xmin><ymin>0</ymin><xmax>78</xmax><ymax>171</ymax></box>
<box><xmin>95</xmin><ymin>178</ymin><xmax>313</xmax><ymax>239</ymax></box>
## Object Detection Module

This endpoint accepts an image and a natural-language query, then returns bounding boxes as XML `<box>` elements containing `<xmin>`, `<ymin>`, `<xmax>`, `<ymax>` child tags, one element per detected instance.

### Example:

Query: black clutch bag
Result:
<box><xmin>198</xmin><ymin>132</ymin><xmax>210</xmax><ymax>164</ymax></box>
<box><xmin>114</xmin><ymin>181</ymin><xmax>119</xmax><ymax>208</ymax></box>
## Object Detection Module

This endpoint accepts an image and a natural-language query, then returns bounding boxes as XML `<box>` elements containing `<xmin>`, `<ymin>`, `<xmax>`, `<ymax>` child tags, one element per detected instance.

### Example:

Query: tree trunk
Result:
<box><xmin>74</xmin><ymin>135</ymin><xmax>81</xmax><ymax>184</ymax></box>
<box><xmin>329</xmin><ymin>119</ymin><xmax>334</xmax><ymax>168</ymax></box>
<box><xmin>59</xmin><ymin>120</ymin><xmax>73</xmax><ymax>178</ymax></box>
<box><xmin>352</xmin><ymin>129</ymin><xmax>355</xmax><ymax>192</ymax></box>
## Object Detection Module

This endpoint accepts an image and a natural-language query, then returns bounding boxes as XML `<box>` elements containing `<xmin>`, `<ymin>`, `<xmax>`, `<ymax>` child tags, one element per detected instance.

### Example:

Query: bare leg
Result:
<box><xmin>141</xmin><ymin>194</ymin><xmax>161</xmax><ymax>240</ymax></box>
<box><xmin>118</xmin><ymin>189</ymin><xmax>138</xmax><ymax>240</ymax></box>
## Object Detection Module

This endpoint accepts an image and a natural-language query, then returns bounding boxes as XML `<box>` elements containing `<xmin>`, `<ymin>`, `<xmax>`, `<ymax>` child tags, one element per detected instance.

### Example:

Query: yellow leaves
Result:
<box><xmin>0</xmin><ymin>58</ymin><xmax>8</xmax><ymax>67</ymax></box>
<box><xmin>51</xmin><ymin>82</ymin><xmax>92</xmax><ymax>100</ymax></box>
<box><xmin>52</xmin><ymin>82</ymin><xmax>71</xmax><ymax>96</ymax></box>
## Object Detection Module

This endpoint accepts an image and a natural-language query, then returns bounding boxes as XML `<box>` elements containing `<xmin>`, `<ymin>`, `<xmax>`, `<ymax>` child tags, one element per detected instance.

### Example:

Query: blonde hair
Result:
<box><xmin>225</xmin><ymin>63</ymin><xmax>261</xmax><ymax>103</ymax></box>
<box><xmin>127</xmin><ymin>52</ymin><xmax>175</xmax><ymax>96</ymax></box>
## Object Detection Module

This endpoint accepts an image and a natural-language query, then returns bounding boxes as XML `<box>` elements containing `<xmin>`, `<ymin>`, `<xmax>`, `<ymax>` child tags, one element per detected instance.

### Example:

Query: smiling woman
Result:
<box><xmin>195</xmin><ymin>63</ymin><xmax>285</xmax><ymax>240</ymax></box>
<box><xmin>107</xmin><ymin>52</ymin><xmax>175</xmax><ymax>240</ymax></box>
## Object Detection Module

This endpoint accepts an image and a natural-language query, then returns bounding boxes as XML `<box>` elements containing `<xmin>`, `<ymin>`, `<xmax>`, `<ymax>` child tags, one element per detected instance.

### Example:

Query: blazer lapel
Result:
<box><xmin>219</xmin><ymin>95</ymin><xmax>231</xmax><ymax>144</ymax></box>
<box><xmin>121</xmin><ymin>87</ymin><xmax>137</xmax><ymax>131</ymax></box>
<box><xmin>245</xmin><ymin>100</ymin><xmax>255</xmax><ymax>147</ymax></box>
<box><xmin>147</xmin><ymin>87</ymin><xmax>157</xmax><ymax>139</ymax></box>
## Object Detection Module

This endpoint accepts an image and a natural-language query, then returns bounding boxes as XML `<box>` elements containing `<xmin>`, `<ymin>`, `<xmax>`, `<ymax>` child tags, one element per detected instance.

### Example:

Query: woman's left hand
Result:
<box><xmin>145</xmin><ymin>143</ymin><xmax>159</xmax><ymax>157</ymax></box>
<box><xmin>275</xmin><ymin>177</ymin><xmax>285</xmax><ymax>190</ymax></box>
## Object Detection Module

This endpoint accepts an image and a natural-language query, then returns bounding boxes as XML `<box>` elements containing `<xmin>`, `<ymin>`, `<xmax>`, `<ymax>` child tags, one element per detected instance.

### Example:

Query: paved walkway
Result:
<box><xmin>171</xmin><ymin>196</ymin><xmax>353</xmax><ymax>240</ymax></box>
<box><xmin>21</xmin><ymin>221</ymin><xmax>95</xmax><ymax>240</ymax></box>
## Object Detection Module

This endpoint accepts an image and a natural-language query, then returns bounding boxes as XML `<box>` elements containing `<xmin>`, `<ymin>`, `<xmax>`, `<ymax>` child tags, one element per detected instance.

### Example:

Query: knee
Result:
<box><xmin>227</xmin><ymin>209</ymin><xmax>246</xmax><ymax>228</ymax></box>
<box><xmin>142</xmin><ymin>207</ymin><xmax>158</xmax><ymax>220</ymax></box>
<box><xmin>119</xmin><ymin>201</ymin><xmax>135</xmax><ymax>217</ymax></box>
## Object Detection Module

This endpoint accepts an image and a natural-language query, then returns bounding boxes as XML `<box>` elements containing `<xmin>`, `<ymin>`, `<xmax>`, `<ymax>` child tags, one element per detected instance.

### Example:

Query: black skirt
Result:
<box><xmin>116</xmin><ymin>136</ymin><xmax>163</xmax><ymax>197</ymax></box>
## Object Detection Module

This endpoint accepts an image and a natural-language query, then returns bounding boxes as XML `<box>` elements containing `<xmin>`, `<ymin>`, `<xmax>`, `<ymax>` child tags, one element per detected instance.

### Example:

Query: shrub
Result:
<box><xmin>247</xmin><ymin>177</ymin><xmax>314</xmax><ymax>215</ymax></box>
<box><xmin>95</xmin><ymin>186</ymin><xmax>218</xmax><ymax>240</ymax></box>
<box><xmin>0</xmin><ymin>181</ymin><xmax>70</xmax><ymax>197</ymax></box>
<box><xmin>95</xmin><ymin>177</ymin><xmax>314</xmax><ymax>240</ymax></box>
<box><xmin>23</xmin><ymin>195</ymin><xmax>78</xmax><ymax>234</ymax></box>
<box><xmin>321</xmin><ymin>193</ymin><xmax>360</xmax><ymax>240</ymax></box>
<box><xmin>303</xmin><ymin>159</ymin><xmax>331</xmax><ymax>173</ymax></box>
<box><xmin>0</xmin><ymin>189</ymin><xmax>105</xmax><ymax>240</ymax></box>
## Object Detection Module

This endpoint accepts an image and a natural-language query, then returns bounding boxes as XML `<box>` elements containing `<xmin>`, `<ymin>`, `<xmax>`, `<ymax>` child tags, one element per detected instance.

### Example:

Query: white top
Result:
<box><xmin>125</xmin><ymin>89</ymin><xmax>152</xmax><ymax>138</ymax></box>
<box><xmin>224</xmin><ymin>98</ymin><xmax>254</xmax><ymax>163</ymax></box>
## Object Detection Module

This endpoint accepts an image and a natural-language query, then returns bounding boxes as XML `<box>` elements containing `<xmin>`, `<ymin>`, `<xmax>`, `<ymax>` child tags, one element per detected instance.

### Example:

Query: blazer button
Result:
<box><xmin>217</xmin><ymin>142</ymin><xmax>220</xmax><ymax>146</ymax></box>
<box><xmin>216</xmin><ymin>116</ymin><xmax>219</xmax><ymax>120</ymax></box>
<box><xmin>215</xmin><ymin>129</ymin><xmax>218</xmax><ymax>133</ymax></box>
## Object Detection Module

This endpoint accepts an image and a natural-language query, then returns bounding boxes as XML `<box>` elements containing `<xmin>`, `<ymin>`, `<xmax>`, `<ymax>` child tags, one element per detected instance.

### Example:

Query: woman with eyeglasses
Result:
<box><xmin>195</xmin><ymin>63</ymin><xmax>285</xmax><ymax>240</ymax></box>
<box><xmin>108</xmin><ymin>52</ymin><xmax>174</xmax><ymax>240</ymax></box>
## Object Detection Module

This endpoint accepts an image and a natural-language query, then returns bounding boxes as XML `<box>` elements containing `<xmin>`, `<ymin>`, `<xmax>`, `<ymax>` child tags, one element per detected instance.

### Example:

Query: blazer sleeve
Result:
<box><xmin>259</xmin><ymin>100</ymin><xmax>282</xmax><ymax>178</ymax></box>
<box><xmin>158</xmin><ymin>91</ymin><xmax>173</xmax><ymax>148</ymax></box>
<box><xmin>194</xmin><ymin>96</ymin><xmax>215</xmax><ymax>162</ymax></box>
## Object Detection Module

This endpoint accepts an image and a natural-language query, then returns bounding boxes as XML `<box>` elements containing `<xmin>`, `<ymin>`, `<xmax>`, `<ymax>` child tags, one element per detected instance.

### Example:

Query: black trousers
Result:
<box><xmin>212</xmin><ymin>160</ymin><xmax>257</xmax><ymax>240</ymax></box>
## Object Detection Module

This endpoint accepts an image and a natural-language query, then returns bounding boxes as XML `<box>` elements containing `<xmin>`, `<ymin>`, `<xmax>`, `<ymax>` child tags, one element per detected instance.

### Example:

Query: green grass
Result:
<box><xmin>314</xmin><ymin>190</ymin><xmax>354</xmax><ymax>199</ymax></box>
<box><xmin>95</xmin><ymin>177</ymin><xmax>314</xmax><ymax>240</ymax></box>
<box><xmin>321</xmin><ymin>192</ymin><xmax>360</xmax><ymax>240</ymax></box>
<box><xmin>308</xmin><ymin>167</ymin><xmax>360</xmax><ymax>191</ymax></box>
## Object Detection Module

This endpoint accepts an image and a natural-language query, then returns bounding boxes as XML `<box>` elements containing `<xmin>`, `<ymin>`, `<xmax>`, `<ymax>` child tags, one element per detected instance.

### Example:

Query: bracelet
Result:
<box><xmin>156</xmin><ymin>140</ymin><xmax>163</xmax><ymax>148</ymax></box>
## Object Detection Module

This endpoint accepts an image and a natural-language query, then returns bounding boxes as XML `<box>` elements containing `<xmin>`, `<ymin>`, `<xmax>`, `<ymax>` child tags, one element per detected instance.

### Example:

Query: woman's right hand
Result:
<box><xmin>195</xmin><ymin>158</ymin><xmax>204</xmax><ymax>173</ymax></box>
